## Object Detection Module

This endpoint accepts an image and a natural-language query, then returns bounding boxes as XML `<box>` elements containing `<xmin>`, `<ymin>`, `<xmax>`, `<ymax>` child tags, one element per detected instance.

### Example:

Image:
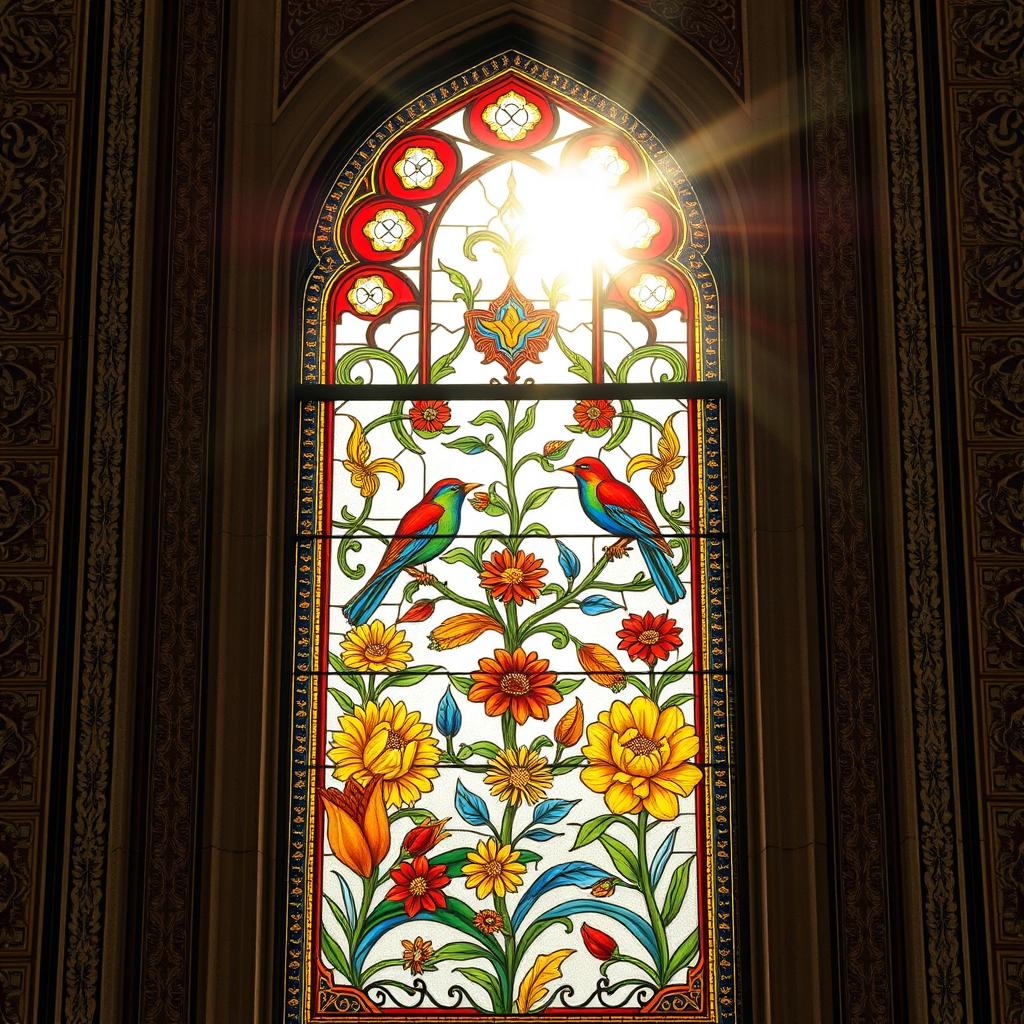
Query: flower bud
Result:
<box><xmin>436</xmin><ymin>687</ymin><xmax>462</xmax><ymax>737</ymax></box>
<box><xmin>398</xmin><ymin>599</ymin><xmax>436</xmax><ymax>623</ymax></box>
<box><xmin>403</xmin><ymin>816</ymin><xmax>451</xmax><ymax>856</ymax></box>
<box><xmin>576</xmin><ymin>643</ymin><xmax>627</xmax><ymax>692</ymax></box>
<box><xmin>428</xmin><ymin>612</ymin><xmax>502</xmax><ymax>651</ymax></box>
<box><xmin>590</xmin><ymin>877</ymin><xmax>617</xmax><ymax>899</ymax></box>
<box><xmin>470</xmin><ymin>491</ymin><xmax>491</xmax><ymax>512</ymax></box>
<box><xmin>553</xmin><ymin>697</ymin><xmax>584</xmax><ymax>746</ymax></box>
<box><xmin>581</xmin><ymin>922</ymin><xmax>618</xmax><ymax>961</ymax></box>
<box><xmin>543</xmin><ymin>439</ymin><xmax>572</xmax><ymax>459</ymax></box>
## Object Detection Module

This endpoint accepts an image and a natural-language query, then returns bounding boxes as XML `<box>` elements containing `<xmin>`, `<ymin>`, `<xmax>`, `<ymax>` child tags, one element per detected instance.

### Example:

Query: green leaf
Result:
<box><xmin>554</xmin><ymin>677</ymin><xmax>582</xmax><ymax>695</ymax></box>
<box><xmin>443</xmin><ymin>435</ymin><xmax>492</xmax><ymax>455</ymax></box>
<box><xmin>556</xmin><ymin>333</ymin><xmax>593</xmax><ymax>382</ymax></box>
<box><xmin>384</xmin><ymin>664</ymin><xmax>442</xmax><ymax>688</ymax></box>
<box><xmin>572</xmin><ymin>815</ymin><xmax>619</xmax><ymax>850</ymax></box>
<box><xmin>449</xmin><ymin>674</ymin><xmax>475</xmax><ymax>695</ymax></box>
<box><xmin>530</xmin><ymin>735</ymin><xmax>554</xmax><ymax>752</ymax></box>
<box><xmin>433</xmin><ymin>941</ymin><xmax>495</xmax><ymax>963</ymax></box>
<box><xmin>471</xmin><ymin>409</ymin><xmax>507</xmax><ymax>431</ymax></box>
<box><xmin>662</xmin><ymin>855</ymin><xmax>694</xmax><ymax>926</ymax></box>
<box><xmin>441</xmin><ymin>546</ymin><xmax>482</xmax><ymax>569</ymax></box>
<box><xmin>602</xmin><ymin>399</ymin><xmax>634</xmax><ymax>451</ymax></box>
<box><xmin>320</xmin><ymin>923</ymin><xmax>351</xmax><ymax>977</ymax></box>
<box><xmin>454</xmin><ymin>967</ymin><xmax>504</xmax><ymax>1012</ymax></box>
<box><xmin>462</xmin><ymin>740</ymin><xmax>501</xmax><ymax>760</ymax></box>
<box><xmin>660</xmin><ymin>652</ymin><xmax>695</xmax><ymax>687</ymax></box>
<box><xmin>598</xmin><ymin>834</ymin><xmax>641</xmax><ymax>884</ymax></box>
<box><xmin>513</xmin><ymin>402</ymin><xmax>538</xmax><ymax>441</ymax></box>
<box><xmin>660</xmin><ymin>692</ymin><xmax>695</xmax><ymax>709</ymax></box>
<box><xmin>666</xmin><ymin>927</ymin><xmax>700</xmax><ymax>978</ymax></box>
<box><xmin>552</xmin><ymin>756</ymin><xmax>586</xmax><ymax>775</ymax></box>
<box><xmin>430</xmin><ymin>328</ymin><xmax>470</xmax><ymax>382</ymax></box>
<box><xmin>437</xmin><ymin>260</ymin><xmax>479</xmax><ymax>307</ymax></box>
<box><xmin>328</xmin><ymin>687</ymin><xmax>355</xmax><ymax>713</ymax></box>
<box><xmin>390</xmin><ymin>399</ymin><xmax>425</xmax><ymax>454</ymax></box>
<box><xmin>323</xmin><ymin>893</ymin><xmax>353</xmax><ymax>944</ymax></box>
<box><xmin>522</xmin><ymin>486</ymin><xmax>557</xmax><ymax>514</ymax></box>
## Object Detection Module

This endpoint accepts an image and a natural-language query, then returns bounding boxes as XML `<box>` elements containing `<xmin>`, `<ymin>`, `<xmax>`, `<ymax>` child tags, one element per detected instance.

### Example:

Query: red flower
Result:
<box><xmin>479</xmin><ymin>548</ymin><xmax>548</xmax><ymax>605</ymax></box>
<box><xmin>468</xmin><ymin>647</ymin><xmax>563</xmax><ymax>725</ymax></box>
<box><xmin>581</xmin><ymin>923</ymin><xmax>618</xmax><ymax>961</ymax></box>
<box><xmin>573</xmin><ymin>399</ymin><xmax>615</xmax><ymax>434</ymax></box>
<box><xmin>386</xmin><ymin>855</ymin><xmax>451</xmax><ymax>917</ymax></box>
<box><xmin>473</xmin><ymin>909</ymin><xmax>504</xmax><ymax>934</ymax></box>
<box><xmin>409</xmin><ymin>400</ymin><xmax>451</xmax><ymax>435</ymax></box>
<box><xmin>616</xmin><ymin>610</ymin><xmax>683</xmax><ymax>666</ymax></box>
<box><xmin>403</xmin><ymin>816</ymin><xmax>451</xmax><ymax>856</ymax></box>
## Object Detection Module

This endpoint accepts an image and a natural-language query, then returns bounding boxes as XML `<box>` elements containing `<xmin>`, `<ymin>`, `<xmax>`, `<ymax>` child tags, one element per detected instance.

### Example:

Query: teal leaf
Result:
<box><xmin>455</xmin><ymin>779</ymin><xmax>491</xmax><ymax>828</ymax></box>
<box><xmin>649</xmin><ymin>828</ymin><xmax>678</xmax><ymax>888</ymax></box>
<box><xmin>511</xmin><ymin>861</ymin><xmax>610</xmax><ymax>929</ymax></box>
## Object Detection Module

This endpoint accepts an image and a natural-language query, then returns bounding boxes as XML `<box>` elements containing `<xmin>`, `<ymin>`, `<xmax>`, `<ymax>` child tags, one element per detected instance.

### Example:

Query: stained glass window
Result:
<box><xmin>288</xmin><ymin>53</ymin><xmax>736</xmax><ymax>1022</ymax></box>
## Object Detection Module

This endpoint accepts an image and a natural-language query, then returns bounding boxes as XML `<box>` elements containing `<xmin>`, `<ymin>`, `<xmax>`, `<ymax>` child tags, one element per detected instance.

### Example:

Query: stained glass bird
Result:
<box><xmin>560</xmin><ymin>457</ymin><xmax>685</xmax><ymax>604</ymax></box>
<box><xmin>342</xmin><ymin>479</ymin><xmax>480</xmax><ymax>626</ymax></box>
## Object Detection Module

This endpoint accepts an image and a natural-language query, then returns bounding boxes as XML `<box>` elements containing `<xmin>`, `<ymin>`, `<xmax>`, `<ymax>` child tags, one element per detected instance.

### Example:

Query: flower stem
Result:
<box><xmin>350</xmin><ymin>869</ymin><xmax>378</xmax><ymax>987</ymax></box>
<box><xmin>636</xmin><ymin>812</ymin><xmax>670</xmax><ymax>984</ymax></box>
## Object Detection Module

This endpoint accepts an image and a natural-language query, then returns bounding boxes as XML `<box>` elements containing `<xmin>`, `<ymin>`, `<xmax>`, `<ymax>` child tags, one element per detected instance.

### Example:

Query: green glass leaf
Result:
<box><xmin>598</xmin><ymin>834</ymin><xmax>641</xmax><ymax>884</ymax></box>
<box><xmin>662</xmin><ymin>855</ymin><xmax>694</xmax><ymax>925</ymax></box>
<box><xmin>571</xmin><ymin>814</ymin><xmax>619</xmax><ymax>850</ymax></box>
<box><xmin>666</xmin><ymin>927</ymin><xmax>700</xmax><ymax>978</ymax></box>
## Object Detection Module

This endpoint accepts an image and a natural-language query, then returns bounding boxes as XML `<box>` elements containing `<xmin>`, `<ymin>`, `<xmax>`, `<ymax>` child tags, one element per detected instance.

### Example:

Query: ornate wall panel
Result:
<box><xmin>0</xmin><ymin>2</ymin><xmax>85</xmax><ymax>1019</ymax></box>
<box><xmin>274</xmin><ymin>0</ymin><xmax>745</xmax><ymax>109</ymax></box>
<box><xmin>937</xmin><ymin>0</ymin><xmax>1024</xmax><ymax>1014</ymax></box>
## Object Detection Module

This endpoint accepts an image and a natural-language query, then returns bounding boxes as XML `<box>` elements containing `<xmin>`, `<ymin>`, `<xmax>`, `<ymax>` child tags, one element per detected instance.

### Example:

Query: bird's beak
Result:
<box><xmin>462</xmin><ymin>482</ymin><xmax>481</xmax><ymax>493</ymax></box>
<box><xmin>557</xmin><ymin>466</ymin><xmax>576</xmax><ymax>476</ymax></box>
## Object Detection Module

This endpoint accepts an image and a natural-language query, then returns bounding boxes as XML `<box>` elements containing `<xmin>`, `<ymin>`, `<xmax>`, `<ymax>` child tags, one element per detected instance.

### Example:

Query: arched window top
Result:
<box><xmin>300</xmin><ymin>54</ymin><xmax>720</xmax><ymax>388</ymax></box>
<box><xmin>288</xmin><ymin>53</ymin><xmax>737</xmax><ymax>1024</ymax></box>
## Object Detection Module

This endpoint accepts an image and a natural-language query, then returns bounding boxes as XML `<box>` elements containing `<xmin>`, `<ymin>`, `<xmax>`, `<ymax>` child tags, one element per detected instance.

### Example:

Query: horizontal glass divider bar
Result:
<box><xmin>298</xmin><ymin>761</ymin><xmax>731</xmax><ymax>771</ymax></box>
<box><xmin>294</xmin><ymin>668</ymin><xmax>731</xmax><ymax>677</ymax></box>
<box><xmin>296</xmin><ymin>382</ymin><xmax>728</xmax><ymax>401</ymax></box>
<box><xmin>295</xmin><ymin>531</ymin><xmax>728</xmax><ymax>541</ymax></box>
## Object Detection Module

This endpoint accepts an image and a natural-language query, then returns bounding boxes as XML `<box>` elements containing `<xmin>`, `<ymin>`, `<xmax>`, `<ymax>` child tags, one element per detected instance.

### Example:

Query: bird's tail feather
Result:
<box><xmin>639</xmin><ymin>539</ymin><xmax>686</xmax><ymax>604</ymax></box>
<box><xmin>343</xmin><ymin>567</ymin><xmax>401</xmax><ymax>626</ymax></box>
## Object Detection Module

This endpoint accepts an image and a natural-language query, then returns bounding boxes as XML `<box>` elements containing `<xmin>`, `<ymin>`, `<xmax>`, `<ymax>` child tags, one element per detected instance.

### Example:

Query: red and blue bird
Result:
<box><xmin>342</xmin><ymin>479</ymin><xmax>479</xmax><ymax>626</ymax></box>
<box><xmin>560</xmin><ymin>457</ymin><xmax>685</xmax><ymax>604</ymax></box>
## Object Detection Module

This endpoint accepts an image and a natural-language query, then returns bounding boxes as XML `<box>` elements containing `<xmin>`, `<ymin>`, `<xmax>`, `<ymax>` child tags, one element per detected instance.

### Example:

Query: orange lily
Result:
<box><xmin>321</xmin><ymin>776</ymin><xmax>390</xmax><ymax>877</ymax></box>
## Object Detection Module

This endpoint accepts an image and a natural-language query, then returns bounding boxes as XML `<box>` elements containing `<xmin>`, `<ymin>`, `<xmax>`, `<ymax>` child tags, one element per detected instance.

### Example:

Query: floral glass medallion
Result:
<box><xmin>290</xmin><ymin>53</ymin><xmax>734</xmax><ymax>1023</ymax></box>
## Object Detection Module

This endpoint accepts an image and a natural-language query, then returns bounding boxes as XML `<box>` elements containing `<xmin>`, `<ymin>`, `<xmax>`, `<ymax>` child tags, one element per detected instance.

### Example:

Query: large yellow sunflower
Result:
<box><xmin>462</xmin><ymin>838</ymin><xmax>526</xmax><ymax>899</ymax></box>
<box><xmin>328</xmin><ymin>699</ymin><xmax>439</xmax><ymax>806</ymax></box>
<box><xmin>484</xmin><ymin>747</ymin><xmax>553</xmax><ymax>806</ymax></box>
<box><xmin>581</xmin><ymin>695</ymin><xmax>701</xmax><ymax>821</ymax></box>
<box><xmin>341</xmin><ymin>620</ymin><xmax>412</xmax><ymax>673</ymax></box>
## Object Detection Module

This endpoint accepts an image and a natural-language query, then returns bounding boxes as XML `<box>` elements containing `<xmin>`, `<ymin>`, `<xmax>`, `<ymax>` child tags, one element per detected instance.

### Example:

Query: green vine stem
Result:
<box><xmin>636</xmin><ymin>812</ymin><xmax>670</xmax><ymax>984</ymax></box>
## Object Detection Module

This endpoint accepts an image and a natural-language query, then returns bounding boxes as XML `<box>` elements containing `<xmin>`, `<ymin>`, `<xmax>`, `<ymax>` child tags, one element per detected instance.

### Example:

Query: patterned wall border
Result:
<box><xmin>59</xmin><ymin>0</ymin><xmax>146</xmax><ymax>1020</ymax></box>
<box><xmin>128</xmin><ymin>0</ymin><xmax>227</xmax><ymax>1021</ymax></box>
<box><xmin>274</xmin><ymin>0</ymin><xmax>745</xmax><ymax>111</ymax></box>
<box><xmin>801</xmin><ymin>1</ymin><xmax>897</xmax><ymax>1020</ymax></box>
<box><xmin>879</xmin><ymin>0</ymin><xmax>970</xmax><ymax>1020</ymax></box>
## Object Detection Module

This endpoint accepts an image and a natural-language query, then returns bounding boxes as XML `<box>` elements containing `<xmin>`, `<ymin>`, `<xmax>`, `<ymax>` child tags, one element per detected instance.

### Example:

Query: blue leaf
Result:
<box><xmin>511</xmin><ymin>861</ymin><xmax>609</xmax><ymax>929</ymax></box>
<box><xmin>523</xmin><ymin>828</ymin><xmax>560</xmax><ymax>842</ymax></box>
<box><xmin>534</xmin><ymin>900</ymin><xmax>660</xmax><ymax>961</ymax></box>
<box><xmin>455</xmin><ymin>779</ymin><xmax>491</xmax><ymax>828</ymax></box>
<box><xmin>578</xmin><ymin>595</ymin><xmax>620</xmax><ymax>615</ymax></box>
<box><xmin>333</xmin><ymin>870</ymin><xmax>357</xmax><ymax>927</ymax></box>
<box><xmin>436</xmin><ymin>687</ymin><xmax>462</xmax><ymax>738</ymax></box>
<box><xmin>556</xmin><ymin>540</ymin><xmax>580</xmax><ymax>584</ymax></box>
<box><xmin>650</xmin><ymin>828</ymin><xmax>678</xmax><ymax>888</ymax></box>
<box><xmin>532</xmin><ymin>798</ymin><xmax>579</xmax><ymax>825</ymax></box>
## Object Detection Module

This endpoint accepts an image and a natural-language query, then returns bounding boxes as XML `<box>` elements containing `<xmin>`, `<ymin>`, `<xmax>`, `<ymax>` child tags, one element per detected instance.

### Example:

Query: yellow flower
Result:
<box><xmin>485</xmin><ymin>747</ymin><xmax>553</xmax><ymax>806</ymax></box>
<box><xmin>625</xmin><ymin>411</ymin><xmax>684</xmax><ymax>493</ymax></box>
<box><xmin>342</xmin><ymin>416</ymin><xmax>404</xmax><ymax>497</ymax></box>
<box><xmin>341</xmin><ymin>620</ymin><xmax>412</xmax><ymax>673</ymax></box>
<box><xmin>581</xmin><ymin>695</ymin><xmax>701</xmax><ymax>821</ymax></box>
<box><xmin>328</xmin><ymin>698</ymin><xmax>440</xmax><ymax>807</ymax></box>
<box><xmin>427</xmin><ymin>612</ymin><xmax>503</xmax><ymax>651</ymax></box>
<box><xmin>462</xmin><ymin>838</ymin><xmax>526</xmax><ymax>899</ymax></box>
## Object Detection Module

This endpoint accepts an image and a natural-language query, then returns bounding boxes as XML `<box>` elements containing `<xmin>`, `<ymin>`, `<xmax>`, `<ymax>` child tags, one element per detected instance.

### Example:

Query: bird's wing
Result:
<box><xmin>376</xmin><ymin>499</ymin><xmax>444</xmax><ymax>572</ymax></box>
<box><xmin>597</xmin><ymin>479</ymin><xmax>672</xmax><ymax>552</ymax></box>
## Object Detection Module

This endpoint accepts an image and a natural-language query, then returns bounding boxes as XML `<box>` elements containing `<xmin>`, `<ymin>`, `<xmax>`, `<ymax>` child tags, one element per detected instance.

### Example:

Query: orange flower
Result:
<box><xmin>409</xmin><ymin>399</ymin><xmax>451</xmax><ymax>435</ymax></box>
<box><xmin>321</xmin><ymin>777</ymin><xmax>390</xmax><ymax>877</ymax></box>
<box><xmin>401</xmin><ymin>936</ymin><xmax>434</xmax><ymax>974</ymax></box>
<box><xmin>616</xmin><ymin>611</ymin><xmax>683</xmax><ymax>666</ymax></box>
<box><xmin>473</xmin><ymin>909</ymin><xmax>504</xmax><ymax>934</ymax></box>
<box><xmin>575</xmin><ymin>643</ymin><xmax>627</xmax><ymax>692</ymax></box>
<box><xmin>468</xmin><ymin>647</ymin><xmax>563</xmax><ymax>724</ymax></box>
<box><xmin>572</xmin><ymin>398</ymin><xmax>615</xmax><ymax>434</ymax></box>
<box><xmin>428</xmin><ymin>612</ymin><xmax>503</xmax><ymax>651</ymax></box>
<box><xmin>554</xmin><ymin>697</ymin><xmax>584</xmax><ymax>746</ymax></box>
<box><xmin>479</xmin><ymin>548</ymin><xmax>547</xmax><ymax>605</ymax></box>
